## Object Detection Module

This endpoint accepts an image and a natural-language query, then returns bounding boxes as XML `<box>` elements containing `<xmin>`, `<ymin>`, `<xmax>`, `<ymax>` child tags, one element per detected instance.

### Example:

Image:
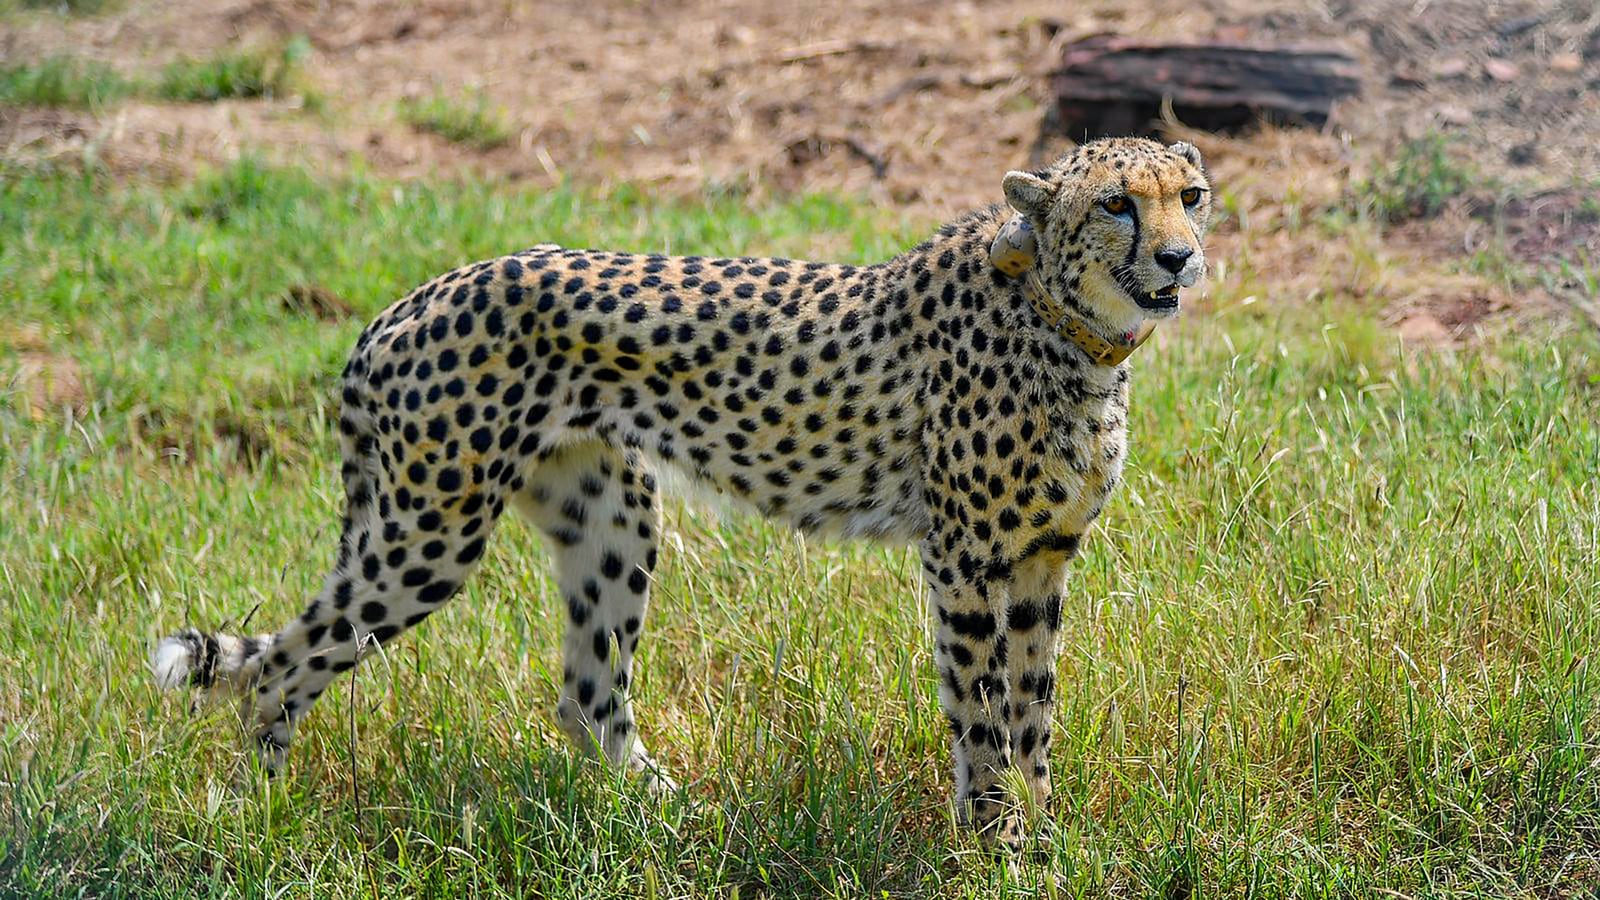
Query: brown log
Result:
<box><xmin>1048</xmin><ymin>35</ymin><xmax>1362</xmax><ymax>139</ymax></box>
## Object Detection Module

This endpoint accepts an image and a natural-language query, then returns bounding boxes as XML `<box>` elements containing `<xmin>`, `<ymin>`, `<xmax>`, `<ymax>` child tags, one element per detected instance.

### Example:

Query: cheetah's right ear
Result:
<box><xmin>1168</xmin><ymin>141</ymin><xmax>1204</xmax><ymax>169</ymax></box>
<box><xmin>1002</xmin><ymin>171</ymin><xmax>1055</xmax><ymax>218</ymax></box>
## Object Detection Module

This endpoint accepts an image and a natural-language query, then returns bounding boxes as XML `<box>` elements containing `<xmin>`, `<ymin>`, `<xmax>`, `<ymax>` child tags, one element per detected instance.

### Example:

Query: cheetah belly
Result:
<box><xmin>647</xmin><ymin>433</ymin><xmax>931</xmax><ymax>542</ymax></box>
<box><xmin>567</xmin><ymin>365</ymin><xmax>931</xmax><ymax>543</ymax></box>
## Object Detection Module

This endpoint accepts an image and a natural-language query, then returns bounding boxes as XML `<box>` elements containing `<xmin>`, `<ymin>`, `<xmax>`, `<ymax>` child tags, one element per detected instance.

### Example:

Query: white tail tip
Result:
<box><xmin>150</xmin><ymin>635</ymin><xmax>196</xmax><ymax>690</ymax></box>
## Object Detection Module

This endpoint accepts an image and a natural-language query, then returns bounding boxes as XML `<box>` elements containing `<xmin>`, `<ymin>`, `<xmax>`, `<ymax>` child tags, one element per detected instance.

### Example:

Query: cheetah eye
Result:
<box><xmin>1180</xmin><ymin>187</ymin><xmax>1203</xmax><ymax>207</ymax></box>
<box><xmin>1100</xmin><ymin>195</ymin><xmax>1131</xmax><ymax>216</ymax></box>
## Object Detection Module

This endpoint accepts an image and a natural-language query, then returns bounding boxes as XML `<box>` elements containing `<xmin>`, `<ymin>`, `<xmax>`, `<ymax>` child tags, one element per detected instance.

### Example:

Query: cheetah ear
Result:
<box><xmin>1169</xmin><ymin>141</ymin><xmax>1203</xmax><ymax>168</ymax></box>
<box><xmin>989</xmin><ymin>214</ymin><xmax>1037</xmax><ymax>277</ymax></box>
<box><xmin>1002</xmin><ymin>170</ymin><xmax>1055</xmax><ymax>217</ymax></box>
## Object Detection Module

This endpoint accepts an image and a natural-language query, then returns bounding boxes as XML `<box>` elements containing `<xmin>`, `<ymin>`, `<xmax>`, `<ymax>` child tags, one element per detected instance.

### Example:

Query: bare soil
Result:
<box><xmin>5</xmin><ymin>0</ymin><xmax>1598</xmax><ymax>336</ymax></box>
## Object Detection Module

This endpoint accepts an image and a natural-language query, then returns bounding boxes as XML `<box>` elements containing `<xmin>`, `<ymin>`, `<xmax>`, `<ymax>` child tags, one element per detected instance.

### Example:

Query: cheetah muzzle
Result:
<box><xmin>151</xmin><ymin>137</ymin><xmax>1213</xmax><ymax>850</ymax></box>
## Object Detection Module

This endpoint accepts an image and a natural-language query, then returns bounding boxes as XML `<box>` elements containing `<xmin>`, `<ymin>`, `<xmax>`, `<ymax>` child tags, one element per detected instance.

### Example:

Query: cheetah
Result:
<box><xmin>152</xmin><ymin>136</ymin><xmax>1212</xmax><ymax>846</ymax></box>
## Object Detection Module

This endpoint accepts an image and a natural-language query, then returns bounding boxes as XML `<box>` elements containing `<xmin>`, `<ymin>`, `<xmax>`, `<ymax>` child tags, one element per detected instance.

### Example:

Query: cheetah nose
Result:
<box><xmin>1154</xmin><ymin>247</ymin><xmax>1193</xmax><ymax>275</ymax></box>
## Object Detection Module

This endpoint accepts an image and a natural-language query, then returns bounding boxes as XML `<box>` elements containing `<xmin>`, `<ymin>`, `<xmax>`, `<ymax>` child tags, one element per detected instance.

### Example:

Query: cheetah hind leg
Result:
<box><xmin>151</xmin><ymin>417</ymin><xmax>502</xmax><ymax>776</ymax></box>
<box><xmin>514</xmin><ymin>441</ymin><xmax>676</xmax><ymax>794</ymax></box>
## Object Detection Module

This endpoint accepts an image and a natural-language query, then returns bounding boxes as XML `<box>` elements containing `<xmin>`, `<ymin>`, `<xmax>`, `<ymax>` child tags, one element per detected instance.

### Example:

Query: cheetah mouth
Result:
<box><xmin>1134</xmin><ymin>283</ymin><xmax>1181</xmax><ymax>311</ymax></box>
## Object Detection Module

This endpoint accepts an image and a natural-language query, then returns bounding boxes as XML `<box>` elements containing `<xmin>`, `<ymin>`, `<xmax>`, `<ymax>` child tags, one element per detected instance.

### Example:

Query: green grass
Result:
<box><xmin>156</xmin><ymin>40</ymin><xmax>308</xmax><ymax>103</ymax></box>
<box><xmin>398</xmin><ymin>90</ymin><xmax>514</xmax><ymax>150</ymax></box>
<box><xmin>0</xmin><ymin>55</ymin><xmax>134</xmax><ymax>107</ymax></box>
<box><xmin>1361</xmin><ymin>133</ymin><xmax>1478</xmax><ymax>223</ymax></box>
<box><xmin>3</xmin><ymin>0</ymin><xmax>117</xmax><ymax>14</ymax></box>
<box><xmin>0</xmin><ymin>42</ymin><xmax>309</xmax><ymax>110</ymax></box>
<box><xmin>2</xmin><ymin>161</ymin><xmax>1599</xmax><ymax>897</ymax></box>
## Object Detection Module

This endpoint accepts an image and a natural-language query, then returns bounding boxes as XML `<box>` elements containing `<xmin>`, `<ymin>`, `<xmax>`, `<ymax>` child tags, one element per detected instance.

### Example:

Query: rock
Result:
<box><xmin>1494</xmin><ymin>14</ymin><xmax>1545</xmax><ymax>38</ymax></box>
<box><xmin>1506</xmin><ymin>141</ymin><xmax>1540</xmax><ymax>165</ymax></box>
<box><xmin>1483</xmin><ymin>59</ymin><xmax>1520</xmax><ymax>82</ymax></box>
<box><xmin>717</xmin><ymin>25</ymin><xmax>756</xmax><ymax>46</ymax></box>
<box><xmin>1047</xmin><ymin>36</ymin><xmax>1362</xmax><ymax>138</ymax></box>
<box><xmin>1550</xmin><ymin>53</ymin><xmax>1582</xmax><ymax>74</ymax></box>
<box><xmin>1389</xmin><ymin>62</ymin><xmax>1428</xmax><ymax>89</ymax></box>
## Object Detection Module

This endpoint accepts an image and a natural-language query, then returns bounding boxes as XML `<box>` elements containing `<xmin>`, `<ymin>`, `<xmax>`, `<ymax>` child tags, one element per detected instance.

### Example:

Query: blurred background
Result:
<box><xmin>5</xmin><ymin>0</ymin><xmax>1598</xmax><ymax>341</ymax></box>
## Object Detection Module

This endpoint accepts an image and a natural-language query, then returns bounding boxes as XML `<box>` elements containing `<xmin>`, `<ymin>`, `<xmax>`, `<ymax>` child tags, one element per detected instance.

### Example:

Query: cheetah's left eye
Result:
<box><xmin>1100</xmin><ymin>196</ymin><xmax>1131</xmax><ymax>216</ymax></box>
<box><xmin>1180</xmin><ymin>187</ymin><xmax>1203</xmax><ymax>207</ymax></box>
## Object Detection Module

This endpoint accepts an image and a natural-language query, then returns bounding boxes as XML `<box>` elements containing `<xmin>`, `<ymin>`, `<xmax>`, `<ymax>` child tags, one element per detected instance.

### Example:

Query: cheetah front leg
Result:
<box><xmin>922</xmin><ymin>541</ymin><xmax>1025</xmax><ymax>849</ymax></box>
<box><xmin>1005</xmin><ymin>543</ymin><xmax>1076</xmax><ymax>815</ymax></box>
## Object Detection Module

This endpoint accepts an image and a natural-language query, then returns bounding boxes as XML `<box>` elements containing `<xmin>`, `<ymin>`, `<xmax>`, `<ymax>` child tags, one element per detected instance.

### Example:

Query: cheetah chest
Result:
<box><xmin>1012</xmin><ymin>385</ymin><xmax>1131</xmax><ymax>554</ymax></box>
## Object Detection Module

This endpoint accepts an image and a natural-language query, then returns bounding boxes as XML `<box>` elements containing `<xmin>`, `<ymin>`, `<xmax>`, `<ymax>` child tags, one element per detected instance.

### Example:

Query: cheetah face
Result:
<box><xmin>1002</xmin><ymin>138</ymin><xmax>1212</xmax><ymax>324</ymax></box>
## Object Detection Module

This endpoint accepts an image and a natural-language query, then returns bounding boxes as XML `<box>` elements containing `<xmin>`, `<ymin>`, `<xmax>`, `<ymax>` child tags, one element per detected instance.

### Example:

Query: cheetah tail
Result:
<box><xmin>149</xmin><ymin>627</ymin><xmax>269</xmax><ymax>692</ymax></box>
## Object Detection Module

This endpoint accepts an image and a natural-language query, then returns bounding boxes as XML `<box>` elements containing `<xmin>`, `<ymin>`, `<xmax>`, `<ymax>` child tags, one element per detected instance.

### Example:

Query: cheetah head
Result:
<box><xmin>1001</xmin><ymin>137</ymin><xmax>1212</xmax><ymax>332</ymax></box>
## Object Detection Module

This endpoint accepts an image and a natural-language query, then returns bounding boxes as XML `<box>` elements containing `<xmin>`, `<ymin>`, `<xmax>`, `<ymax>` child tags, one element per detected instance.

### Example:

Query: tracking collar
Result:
<box><xmin>988</xmin><ymin>214</ymin><xmax>1156</xmax><ymax>367</ymax></box>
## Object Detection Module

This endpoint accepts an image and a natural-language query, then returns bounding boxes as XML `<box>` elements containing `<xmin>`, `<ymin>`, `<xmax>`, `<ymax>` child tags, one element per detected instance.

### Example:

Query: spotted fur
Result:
<box><xmin>152</xmin><ymin>137</ymin><xmax>1212</xmax><ymax>847</ymax></box>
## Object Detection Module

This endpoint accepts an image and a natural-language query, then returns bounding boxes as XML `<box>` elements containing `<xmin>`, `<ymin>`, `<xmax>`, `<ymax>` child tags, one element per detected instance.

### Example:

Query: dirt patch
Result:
<box><xmin>1389</xmin><ymin>284</ymin><xmax>1519</xmax><ymax>345</ymax></box>
<box><xmin>2</xmin><ymin>324</ymin><xmax>89</xmax><ymax>420</ymax></box>
<box><xmin>4</xmin><ymin>0</ymin><xmax>1596</xmax><ymax>338</ymax></box>
<box><xmin>8</xmin><ymin>0</ymin><xmax>1592</xmax><ymax>199</ymax></box>
<box><xmin>10</xmin><ymin>351</ymin><xmax>88</xmax><ymax>419</ymax></box>
<box><xmin>1212</xmin><ymin>1</ymin><xmax>1600</xmax><ymax>177</ymax></box>
<box><xmin>282</xmin><ymin>284</ymin><xmax>356</xmax><ymax>321</ymax></box>
<box><xmin>1488</xmin><ymin>189</ymin><xmax>1600</xmax><ymax>264</ymax></box>
<box><xmin>131</xmin><ymin>412</ymin><xmax>266</xmax><ymax>469</ymax></box>
<box><xmin>1</xmin><ymin>106</ymin><xmax>93</xmax><ymax>165</ymax></box>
